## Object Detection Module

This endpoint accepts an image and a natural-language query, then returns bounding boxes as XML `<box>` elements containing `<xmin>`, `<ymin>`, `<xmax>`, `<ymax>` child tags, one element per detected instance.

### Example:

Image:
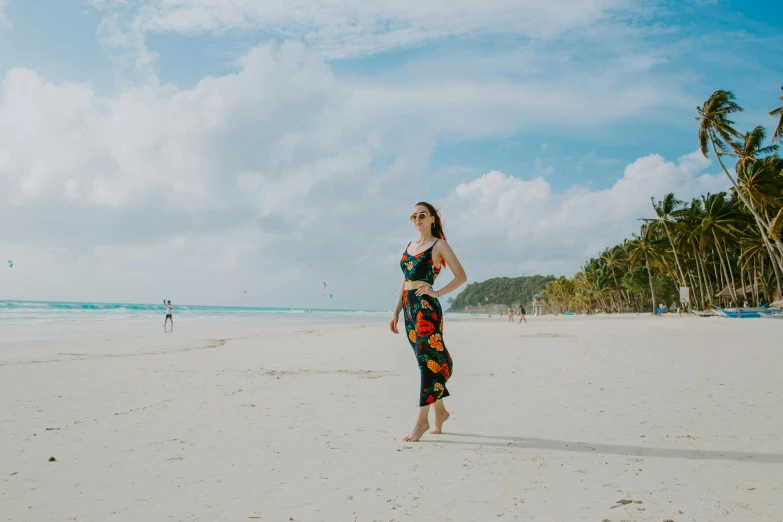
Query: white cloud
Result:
<box><xmin>0</xmin><ymin>42</ymin><xmax>341</xmax><ymax>207</ymax></box>
<box><xmin>89</xmin><ymin>0</ymin><xmax>637</xmax><ymax>60</ymax></box>
<box><xmin>0</xmin><ymin>37</ymin><xmax>681</xmax><ymax>212</ymax></box>
<box><xmin>0</xmin><ymin>40</ymin><xmax>712</xmax><ymax>308</ymax></box>
<box><xmin>0</xmin><ymin>42</ymin><xmax>438</xmax><ymax>305</ymax></box>
<box><xmin>443</xmin><ymin>150</ymin><xmax>726</xmax><ymax>279</ymax></box>
<box><xmin>348</xmin><ymin>77</ymin><xmax>664</xmax><ymax>140</ymax></box>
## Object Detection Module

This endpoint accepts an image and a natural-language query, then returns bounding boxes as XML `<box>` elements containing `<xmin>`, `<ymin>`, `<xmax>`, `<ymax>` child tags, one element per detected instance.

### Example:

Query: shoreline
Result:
<box><xmin>0</xmin><ymin>309</ymin><xmax>751</xmax><ymax>343</ymax></box>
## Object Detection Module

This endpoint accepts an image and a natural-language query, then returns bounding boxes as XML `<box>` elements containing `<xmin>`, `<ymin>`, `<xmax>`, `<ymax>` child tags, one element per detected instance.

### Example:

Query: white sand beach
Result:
<box><xmin>1</xmin><ymin>314</ymin><xmax>782</xmax><ymax>521</ymax></box>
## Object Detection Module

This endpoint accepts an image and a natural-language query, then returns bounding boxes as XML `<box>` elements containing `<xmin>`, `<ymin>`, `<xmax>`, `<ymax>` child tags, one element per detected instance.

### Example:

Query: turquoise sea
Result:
<box><xmin>0</xmin><ymin>300</ymin><xmax>389</xmax><ymax>325</ymax></box>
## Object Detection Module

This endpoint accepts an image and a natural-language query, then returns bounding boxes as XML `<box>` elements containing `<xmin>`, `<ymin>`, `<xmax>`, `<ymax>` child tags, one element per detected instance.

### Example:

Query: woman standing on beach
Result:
<box><xmin>390</xmin><ymin>202</ymin><xmax>467</xmax><ymax>442</ymax></box>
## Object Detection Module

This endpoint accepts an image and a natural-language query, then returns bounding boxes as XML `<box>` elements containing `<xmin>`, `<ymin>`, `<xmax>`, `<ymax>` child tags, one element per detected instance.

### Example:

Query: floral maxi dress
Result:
<box><xmin>400</xmin><ymin>240</ymin><xmax>453</xmax><ymax>407</ymax></box>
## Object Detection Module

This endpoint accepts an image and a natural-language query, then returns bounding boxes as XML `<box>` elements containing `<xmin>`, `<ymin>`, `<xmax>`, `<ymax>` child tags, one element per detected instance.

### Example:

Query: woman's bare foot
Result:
<box><xmin>402</xmin><ymin>422</ymin><xmax>430</xmax><ymax>442</ymax></box>
<box><xmin>430</xmin><ymin>410</ymin><xmax>450</xmax><ymax>434</ymax></box>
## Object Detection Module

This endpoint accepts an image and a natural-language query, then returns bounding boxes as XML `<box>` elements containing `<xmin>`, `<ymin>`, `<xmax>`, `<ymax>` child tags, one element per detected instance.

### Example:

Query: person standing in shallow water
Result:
<box><xmin>390</xmin><ymin>202</ymin><xmax>467</xmax><ymax>442</ymax></box>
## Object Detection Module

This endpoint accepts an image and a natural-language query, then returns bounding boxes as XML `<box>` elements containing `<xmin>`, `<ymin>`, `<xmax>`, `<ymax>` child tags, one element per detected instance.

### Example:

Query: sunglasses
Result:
<box><xmin>410</xmin><ymin>212</ymin><xmax>430</xmax><ymax>221</ymax></box>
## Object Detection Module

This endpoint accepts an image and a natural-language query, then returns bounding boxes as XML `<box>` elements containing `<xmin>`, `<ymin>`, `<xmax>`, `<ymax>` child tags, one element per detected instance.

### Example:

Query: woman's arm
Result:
<box><xmin>390</xmin><ymin>277</ymin><xmax>406</xmax><ymax>333</ymax></box>
<box><xmin>418</xmin><ymin>240</ymin><xmax>467</xmax><ymax>298</ymax></box>
<box><xmin>393</xmin><ymin>277</ymin><xmax>405</xmax><ymax>316</ymax></box>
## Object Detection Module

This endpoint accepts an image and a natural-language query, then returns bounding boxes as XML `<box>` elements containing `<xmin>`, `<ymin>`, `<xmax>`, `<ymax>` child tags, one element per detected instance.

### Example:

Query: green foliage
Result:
<box><xmin>622</xmin><ymin>268</ymin><xmax>676</xmax><ymax>303</ymax></box>
<box><xmin>538</xmin><ymin>87</ymin><xmax>783</xmax><ymax>313</ymax></box>
<box><xmin>448</xmin><ymin>275</ymin><xmax>555</xmax><ymax>311</ymax></box>
<box><xmin>771</xmin><ymin>208</ymin><xmax>783</xmax><ymax>239</ymax></box>
<box><xmin>653</xmin><ymin>273</ymin><xmax>678</xmax><ymax>304</ymax></box>
<box><xmin>621</xmin><ymin>266</ymin><xmax>650</xmax><ymax>295</ymax></box>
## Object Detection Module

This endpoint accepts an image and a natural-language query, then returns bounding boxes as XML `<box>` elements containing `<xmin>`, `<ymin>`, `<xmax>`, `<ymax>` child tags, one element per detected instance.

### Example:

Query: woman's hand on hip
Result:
<box><xmin>415</xmin><ymin>284</ymin><xmax>437</xmax><ymax>298</ymax></box>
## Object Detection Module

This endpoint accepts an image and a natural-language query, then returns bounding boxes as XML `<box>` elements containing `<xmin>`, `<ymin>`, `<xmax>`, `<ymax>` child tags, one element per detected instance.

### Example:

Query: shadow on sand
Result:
<box><xmin>427</xmin><ymin>433</ymin><xmax>783</xmax><ymax>463</ymax></box>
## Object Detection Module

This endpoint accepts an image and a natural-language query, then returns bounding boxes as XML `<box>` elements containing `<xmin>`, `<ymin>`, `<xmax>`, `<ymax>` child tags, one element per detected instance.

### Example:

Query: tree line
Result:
<box><xmin>447</xmin><ymin>275</ymin><xmax>555</xmax><ymax>311</ymax></box>
<box><xmin>541</xmin><ymin>87</ymin><xmax>783</xmax><ymax>314</ymax></box>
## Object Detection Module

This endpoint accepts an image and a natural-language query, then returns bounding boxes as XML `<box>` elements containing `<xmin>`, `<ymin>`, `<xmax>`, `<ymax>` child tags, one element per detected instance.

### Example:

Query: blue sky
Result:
<box><xmin>0</xmin><ymin>0</ymin><xmax>781</xmax><ymax>307</ymax></box>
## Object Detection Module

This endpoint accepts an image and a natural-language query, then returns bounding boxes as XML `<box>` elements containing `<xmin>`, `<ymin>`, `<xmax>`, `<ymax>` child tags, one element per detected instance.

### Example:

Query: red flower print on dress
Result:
<box><xmin>426</xmin><ymin>395</ymin><xmax>435</xmax><ymax>404</ymax></box>
<box><xmin>440</xmin><ymin>363</ymin><xmax>450</xmax><ymax>380</ymax></box>
<box><xmin>415</xmin><ymin>312</ymin><xmax>436</xmax><ymax>336</ymax></box>
<box><xmin>428</xmin><ymin>333</ymin><xmax>444</xmax><ymax>351</ymax></box>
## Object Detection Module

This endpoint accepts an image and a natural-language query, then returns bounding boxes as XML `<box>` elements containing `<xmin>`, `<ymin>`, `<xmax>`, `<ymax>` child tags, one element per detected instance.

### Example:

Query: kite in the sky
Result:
<box><xmin>7</xmin><ymin>260</ymin><xmax>12</xmax><ymax>268</ymax></box>
<box><xmin>322</xmin><ymin>282</ymin><xmax>327</xmax><ymax>290</ymax></box>
<box><xmin>243</xmin><ymin>290</ymin><xmax>248</xmax><ymax>294</ymax></box>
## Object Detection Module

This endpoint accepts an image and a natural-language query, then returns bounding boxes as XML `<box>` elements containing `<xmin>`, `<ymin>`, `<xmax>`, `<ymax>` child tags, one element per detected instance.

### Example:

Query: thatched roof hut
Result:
<box><xmin>715</xmin><ymin>284</ymin><xmax>756</xmax><ymax>298</ymax></box>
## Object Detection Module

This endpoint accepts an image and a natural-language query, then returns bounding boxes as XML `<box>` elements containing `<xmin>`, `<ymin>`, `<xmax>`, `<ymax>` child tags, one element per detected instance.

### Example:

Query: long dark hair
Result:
<box><xmin>415</xmin><ymin>201</ymin><xmax>447</xmax><ymax>267</ymax></box>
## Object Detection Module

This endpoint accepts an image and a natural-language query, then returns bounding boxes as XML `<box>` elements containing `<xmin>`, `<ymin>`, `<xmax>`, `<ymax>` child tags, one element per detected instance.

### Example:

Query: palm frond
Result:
<box><xmin>770</xmin><ymin>86</ymin><xmax>783</xmax><ymax>144</ymax></box>
<box><xmin>698</xmin><ymin>125</ymin><xmax>710</xmax><ymax>156</ymax></box>
<box><xmin>771</xmin><ymin>208</ymin><xmax>783</xmax><ymax>239</ymax></box>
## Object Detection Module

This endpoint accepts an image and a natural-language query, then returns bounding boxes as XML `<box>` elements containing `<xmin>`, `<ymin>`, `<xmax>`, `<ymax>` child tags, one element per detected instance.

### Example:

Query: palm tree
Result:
<box><xmin>698</xmin><ymin>90</ymin><xmax>783</xmax><ymax>269</ymax></box>
<box><xmin>650</xmin><ymin>193</ymin><xmax>687</xmax><ymax>288</ymax></box>
<box><xmin>626</xmin><ymin>223</ymin><xmax>666</xmax><ymax>313</ymax></box>
<box><xmin>729</xmin><ymin>126</ymin><xmax>778</xmax><ymax>172</ymax></box>
<box><xmin>770</xmin><ymin>86</ymin><xmax>783</xmax><ymax>144</ymax></box>
<box><xmin>736</xmin><ymin>155</ymin><xmax>783</xmax><ymax>210</ymax></box>
<box><xmin>542</xmin><ymin>84</ymin><xmax>783</xmax><ymax>313</ymax></box>
<box><xmin>736</xmin><ymin>155</ymin><xmax>783</xmax><ymax>285</ymax></box>
<box><xmin>601</xmin><ymin>245</ymin><xmax>631</xmax><ymax>310</ymax></box>
<box><xmin>740</xmin><ymin>224</ymin><xmax>781</xmax><ymax>305</ymax></box>
<box><xmin>694</xmin><ymin>192</ymin><xmax>742</xmax><ymax>303</ymax></box>
<box><xmin>675</xmin><ymin>199</ymin><xmax>709</xmax><ymax>308</ymax></box>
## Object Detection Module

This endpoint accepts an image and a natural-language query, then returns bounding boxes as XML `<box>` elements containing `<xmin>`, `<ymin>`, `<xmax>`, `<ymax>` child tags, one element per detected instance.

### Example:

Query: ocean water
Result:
<box><xmin>0</xmin><ymin>300</ymin><xmax>470</xmax><ymax>342</ymax></box>
<box><xmin>0</xmin><ymin>300</ymin><xmax>389</xmax><ymax>326</ymax></box>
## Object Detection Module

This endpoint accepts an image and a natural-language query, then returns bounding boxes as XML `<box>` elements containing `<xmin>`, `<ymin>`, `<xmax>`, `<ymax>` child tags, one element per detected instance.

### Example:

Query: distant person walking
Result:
<box><xmin>164</xmin><ymin>299</ymin><xmax>173</xmax><ymax>328</ymax></box>
<box><xmin>518</xmin><ymin>305</ymin><xmax>527</xmax><ymax>324</ymax></box>
<box><xmin>508</xmin><ymin>306</ymin><xmax>514</xmax><ymax>323</ymax></box>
